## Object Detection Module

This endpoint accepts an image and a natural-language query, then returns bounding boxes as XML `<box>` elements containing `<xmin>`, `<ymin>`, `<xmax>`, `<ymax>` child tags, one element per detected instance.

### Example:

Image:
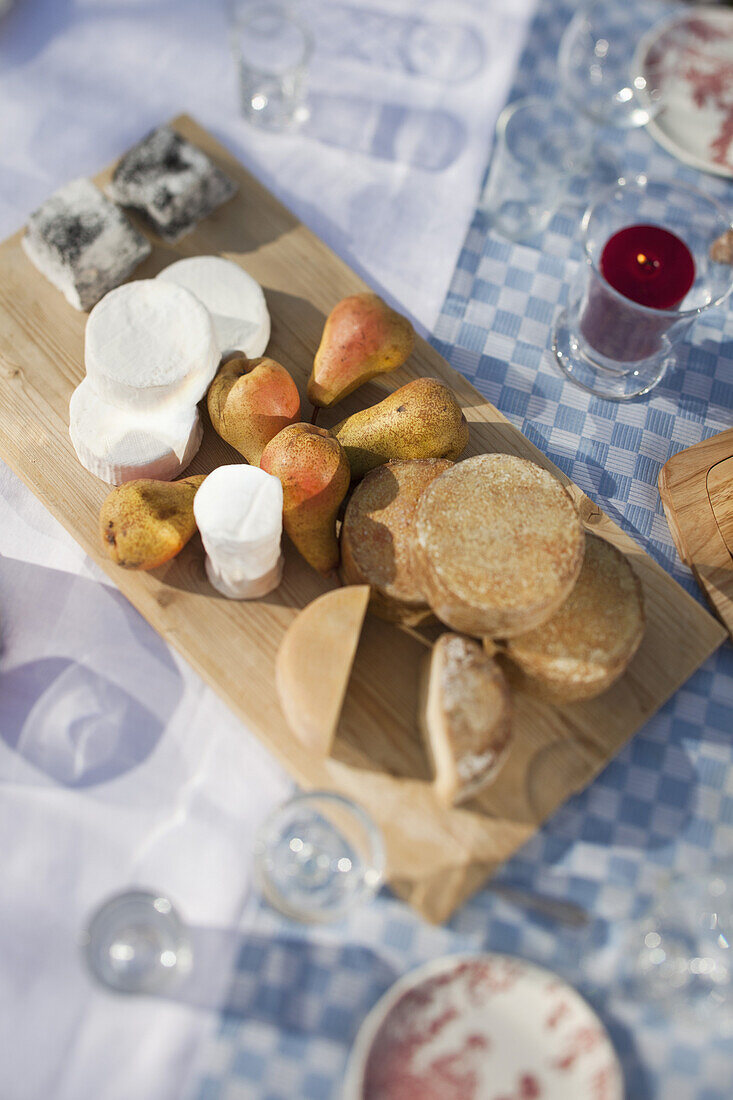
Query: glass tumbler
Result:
<box><xmin>81</xmin><ymin>890</ymin><xmax>192</xmax><ymax>995</ymax></box>
<box><xmin>553</xmin><ymin>177</ymin><xmax>733</xmax><ymax>400</ymax></box>
<box><xmin>478</xmin><ymin>97</ymin><xmax>589</xmax><ymax>242</ymax></box>
<box><xmin>230</xmin><ymin>2</ymin><xmax>313</xmax><ymax>130</ymax></box>
<box><xmin>253</xmin><ymin>791</ymin><xmax>385</xmax><ymax>923</ymax></box>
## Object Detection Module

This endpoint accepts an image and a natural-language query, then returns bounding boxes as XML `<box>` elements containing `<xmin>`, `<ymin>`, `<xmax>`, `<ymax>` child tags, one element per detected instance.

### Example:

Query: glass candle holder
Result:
<box><xmin>553</xmin><ymin>177</ymin><xmax>733</xmax><ymax>400</ymax></box>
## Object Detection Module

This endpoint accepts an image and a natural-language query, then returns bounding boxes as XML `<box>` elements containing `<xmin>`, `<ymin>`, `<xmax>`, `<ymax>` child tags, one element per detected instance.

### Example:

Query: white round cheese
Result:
<box><xmin>156</xmin><ymin>255</ymin><xmax>270</xmax><ymax>359</ymax></box>
<box><xmin>69</xmin><ymin>377</ymin><xmax>203</xmax><ymax>485</ymax></box>
<box><xmin>84</xmin><ymin>279</ymin><xmax>219</xmax><ymax>411</ymax></box>
<box><xmin>193</xmin><ymin>464</ymin><xmax>283</xmax><ymax>599</ymax></box>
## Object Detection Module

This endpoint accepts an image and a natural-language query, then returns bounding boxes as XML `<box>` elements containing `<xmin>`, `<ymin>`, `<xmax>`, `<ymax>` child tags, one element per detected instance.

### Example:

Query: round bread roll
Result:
<box><xmin>413</xmin><ymin>453</ymin><xmax>584</xmax><ymax>637</ymax></box>
<box><xmin>503</xmin><ymin>533</ymin><xmax>645</xmax><ymax>702</ymax></box>
<box><xmin>341</xmin><ymin>459</ymin><xmax>453</xmax><ymax>623</ymax></box>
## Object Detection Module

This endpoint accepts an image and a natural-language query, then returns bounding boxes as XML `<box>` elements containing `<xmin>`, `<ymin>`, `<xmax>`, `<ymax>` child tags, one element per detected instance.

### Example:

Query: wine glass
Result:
<box><xmin>558</xmin><ymin>0</ymin><xmax>670</xmax><ymax>131</ymax></box>
<box><xmin>621</xmin><ymin>859</ymin><xmax>733</xmax><ymax>1021</ymax></box>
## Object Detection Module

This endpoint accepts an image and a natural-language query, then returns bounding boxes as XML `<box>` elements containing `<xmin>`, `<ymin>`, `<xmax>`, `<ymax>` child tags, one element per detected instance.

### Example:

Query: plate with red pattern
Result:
<box><xmin>636</xmin><ymin>6</ymin><xmax>733</xmax><ymax>179</ymax></box>
<box><xmin>344</xmin><ymin>953</ymin><xmax>623</xmax><ymax>1100</ymax></box>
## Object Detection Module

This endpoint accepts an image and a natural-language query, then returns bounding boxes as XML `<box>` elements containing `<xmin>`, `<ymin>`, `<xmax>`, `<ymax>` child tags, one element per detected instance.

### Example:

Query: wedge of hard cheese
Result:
<box><xmin>276</xmin><ymin>586</ymin><xmax>370</xmax><ymax>755</ymax></box>
<box><xmin>341</xmin><ymin>458</ymin><xmax>453</xmax><ymax>624</ymax></box>
<box><xmin>414</xmin><ymin>454</ymin><xmax>584</xmax><ymax>637</ymax></box>
<box><xmin>503</xmin><ymin>533</ymin><xmax>645</xmax><ymax>702</ymax></box>
<box><xmin>420</xmin><ymin>633</ymin><xmax>512</xmax><ymax>807</ymax></box>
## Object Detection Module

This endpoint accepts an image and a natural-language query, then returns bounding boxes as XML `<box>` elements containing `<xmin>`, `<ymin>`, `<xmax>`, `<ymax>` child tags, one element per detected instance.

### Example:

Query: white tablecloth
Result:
<box><xmin>0</xmin><ymin>1</ymin><xmax>535</xmax><ymax>1097</ymax></box>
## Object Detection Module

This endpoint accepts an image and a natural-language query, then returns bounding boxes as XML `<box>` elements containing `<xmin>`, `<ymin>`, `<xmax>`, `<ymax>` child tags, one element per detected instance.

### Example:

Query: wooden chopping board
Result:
<box><xmin>659</xmin><ymin>427</ymin><xmax>733</xmax><ymax>640</ymax></box>
<box><xmin>0</xmin><ymin>115</ymin><xmax>725</xmax><ymax>924</ymax></box>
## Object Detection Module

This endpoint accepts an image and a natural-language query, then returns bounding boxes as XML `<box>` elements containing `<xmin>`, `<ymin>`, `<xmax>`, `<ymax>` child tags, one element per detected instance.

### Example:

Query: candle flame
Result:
<box><xmin>636</xmin><ymin>252</ymin><xmax>660</xmax><ymax>272</ymax></box>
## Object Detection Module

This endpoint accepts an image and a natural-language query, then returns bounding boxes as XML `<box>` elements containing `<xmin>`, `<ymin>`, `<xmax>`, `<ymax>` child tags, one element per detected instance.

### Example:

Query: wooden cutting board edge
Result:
<box><xmin>659</xmin><ymin>427</ymin><xmax>733</xmax><ymax>641</ymax></box>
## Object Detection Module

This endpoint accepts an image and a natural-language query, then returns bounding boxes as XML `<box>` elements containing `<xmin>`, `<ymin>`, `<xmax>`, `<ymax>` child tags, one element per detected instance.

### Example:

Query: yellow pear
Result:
<box><xmin>332</xmin><ymin>377</ymin><xmax>469</xmax><ymax>479</ymax></box>
<box><xmin>99</xmin><ymin>475</ymin><xmax>205</xmax><ymax>570</ymax></box>
<box><xmin>260</xmin><ymin>423</ymin><xmax>350</xmax><ymax>575</ymax></box>
<box><xmin>208</xmin><ymin>355</ymin><xmax>301</xmax><ymax>465</ymax></box>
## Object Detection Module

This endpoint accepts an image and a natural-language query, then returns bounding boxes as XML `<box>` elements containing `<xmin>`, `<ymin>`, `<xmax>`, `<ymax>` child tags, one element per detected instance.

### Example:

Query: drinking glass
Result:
<box><xmin>553</xmin><ymin>177</ymin><xmax>733</xmax><ymax>400</ymax></box>
<box><xmin>82</xmin><ymin>794</ymin><xmax>384</xmax><ymax>992</ymax></box>
<box><xmin>253</xmin><ymin>791</ymin><xmax>385</xmax><ymax>923</ymax></box>
<box><xmin>81</xmin><ymin>889</ymin><xmax>192</xmax><ymax>994</ymax></box>
<box><xmin>230</xmin><ymin>2</ymin><xmax>313</xmax><ymax>130</ymax></box>
<box><xmin>621</xmin><ymin>860</ymin><xmax>733</xmax><ymax>1021</ymax></box>
<box><xmin>478</xmin><ymin>98</ymin><xmax>586</xmax><ymax>241</ymax></box>
<box><xmin>558</xmin><ymin>0</ymin><xmax>669</xmax><ymax>131</ymax></box>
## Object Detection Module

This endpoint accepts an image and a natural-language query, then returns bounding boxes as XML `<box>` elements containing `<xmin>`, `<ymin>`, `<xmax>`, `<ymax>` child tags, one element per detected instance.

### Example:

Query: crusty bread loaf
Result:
<box><xmin>420</xmin><ymin>633</ymin><xmax>512</xmax><ymax>806</ymax></box>
<box><xmin>503</xmin><ymin>533</ymin><xmax>644</xmax><ymax>702</ymax></box>
<box><xmin>341</xmin><ymin>458</ymin><xmax>453</xmax><ymax>624</ymax></box>
<box><xmin>413</xmin><ymin>454</ymin><xmax>584</xmax><ymax>638</ymax></box>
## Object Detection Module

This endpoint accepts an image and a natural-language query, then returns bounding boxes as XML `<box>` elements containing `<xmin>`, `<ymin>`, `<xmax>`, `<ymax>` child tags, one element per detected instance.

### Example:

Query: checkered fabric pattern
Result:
<box><xmin>193</xmin><ymin>1</ymin><xmax>733</xmax><ymax>1097</ymax></box>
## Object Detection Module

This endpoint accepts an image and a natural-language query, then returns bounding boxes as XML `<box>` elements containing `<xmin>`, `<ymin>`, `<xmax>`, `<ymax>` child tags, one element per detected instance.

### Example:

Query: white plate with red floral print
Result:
<box><xmin>636</xmin><ymin>6</ymin><xmax>733</xmax><ymax>180</ymax></box>
<box><xmin>344</xmin><ymin>953</ymin><xmax>623</xmax><ymax>1100</ymax></box>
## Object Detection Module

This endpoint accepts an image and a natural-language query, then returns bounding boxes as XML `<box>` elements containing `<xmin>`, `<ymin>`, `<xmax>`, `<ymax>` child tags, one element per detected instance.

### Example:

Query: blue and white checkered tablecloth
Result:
<box><xmin>194</xmin><ymin>2</ymin><xmax>733</xmax><ymax>1097</ymax></box>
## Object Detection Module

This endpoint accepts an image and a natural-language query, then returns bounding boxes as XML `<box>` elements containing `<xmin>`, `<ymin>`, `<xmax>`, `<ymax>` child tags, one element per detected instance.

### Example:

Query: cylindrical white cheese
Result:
<box><xmin>69</xmin><ymin>378</ymin><xmax>202</xmax><ymax>485</ymax></box>
<box><xmin>84</xmin><ymin>280</ymin><xmax>219</xmax><ymax>411</ymax></box>
<box><xmin>156</xmin><ymin>255</ymin><xmax>270</xmax><ymax>359</ymax></box>
<box><xmin>193</xmin><ymin>464</ymin><xmax>284</xmax><ymax>600</ymax></box>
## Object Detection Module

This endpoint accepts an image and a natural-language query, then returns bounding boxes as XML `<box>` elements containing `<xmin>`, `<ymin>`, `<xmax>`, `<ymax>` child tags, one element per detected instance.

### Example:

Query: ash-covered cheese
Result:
<box><xmin>22</xmin><ymin>178</ymin><xmax>151</xmax><ymax>311</ymax></box>
<box><xmin>107</xmin><ymin>126</ymin><xmax>237</xmax><ymax>243</ymax></box>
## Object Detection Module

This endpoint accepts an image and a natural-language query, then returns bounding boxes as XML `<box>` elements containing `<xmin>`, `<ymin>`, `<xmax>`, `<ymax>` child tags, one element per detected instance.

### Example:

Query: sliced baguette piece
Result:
<box><xmin>413</xmin><ymin>454</ymin><xmax>584</xmax><ymax>638</ymax></box>
<box><xmin>275</xmin><ymin>586</ymin><xmax>370</xmax><ymax>755</ymax></box>
<box><xmin>420</xmin><ymin>633</ymin><xmax>512</xmax><ymax>807</ymax></box>
<box><xmin>341</xmin><ymin>459</ymin><xmax>453</xmax><ymax>624</ymax></box>
<box><xmin>503</xmin><ymin>533</ymin><xmax>645</xmax><ymax>702</ymax></box>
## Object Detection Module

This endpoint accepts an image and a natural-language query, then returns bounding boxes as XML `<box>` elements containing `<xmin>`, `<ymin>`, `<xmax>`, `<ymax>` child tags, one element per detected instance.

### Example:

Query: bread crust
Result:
<box><xmin>341</xmin><ymin>459</ymin><xmax>453</xmax><ymax>624</ymax></box>
<box><xmin>503</xmin><ymin>533</ymin><xmax>645</xmax><ymax>702</ymax></box>
<box><xmin>420</xmin><ymin>633</ymin><xmax>513</xmax><ymax>806</ymax></box>
<box><xmin>413</xmin><ymin>454</ymin><xmax>585</xmax><ymax>638</ymax></box>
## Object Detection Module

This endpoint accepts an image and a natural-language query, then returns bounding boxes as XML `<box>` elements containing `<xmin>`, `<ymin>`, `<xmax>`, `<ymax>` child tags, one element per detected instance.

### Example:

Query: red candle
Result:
<box><xmin>600</xmin><ymin>224</ymin><xmax>695</xmax><ymax>309</ymax></box>
<box><xmin>580</xmin><ymin>224</ymin><xmax>696</xmax><ymax>363</ymax></box>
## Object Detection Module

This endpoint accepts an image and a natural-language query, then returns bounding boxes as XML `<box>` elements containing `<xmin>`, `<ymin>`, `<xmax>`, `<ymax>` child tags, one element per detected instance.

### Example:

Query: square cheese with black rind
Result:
<box><xmin>22</xmin><ymin>178</ymin><xmax>151</xmax><ymax>311</ymax></box>
<box><xmin>107</xmin><ymin>126</ymin><xmax>237</xmax><ymax>244</ymax></box>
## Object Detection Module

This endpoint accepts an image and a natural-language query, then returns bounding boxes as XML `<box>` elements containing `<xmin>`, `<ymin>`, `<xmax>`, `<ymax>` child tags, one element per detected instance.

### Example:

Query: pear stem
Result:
<box><xmin>310</xmin><ymin>405</ymin><xmax>321</xmax><ymax>426</ymax></box>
